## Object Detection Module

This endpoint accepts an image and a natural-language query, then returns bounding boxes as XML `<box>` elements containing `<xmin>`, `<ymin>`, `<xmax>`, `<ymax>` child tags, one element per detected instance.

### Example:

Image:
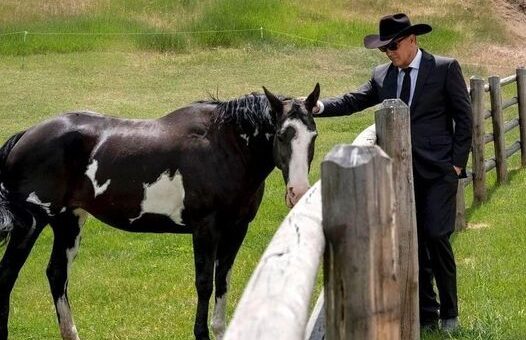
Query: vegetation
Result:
<box><xmin>0</xmin><ymin>0</ymin><xmax>509</xmax><ymax>55</ymax></box>
<box><xmin>0</xmin><ymin>0</ymin><xmax>524</xmax><ymax>339</ymax></box>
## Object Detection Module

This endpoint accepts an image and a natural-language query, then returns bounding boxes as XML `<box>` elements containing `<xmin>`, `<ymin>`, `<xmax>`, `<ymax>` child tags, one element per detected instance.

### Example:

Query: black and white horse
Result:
<box><xmin>0</xmin><ymin>84</ymin><xmax>320</xmax><ymax>340</ymax></box>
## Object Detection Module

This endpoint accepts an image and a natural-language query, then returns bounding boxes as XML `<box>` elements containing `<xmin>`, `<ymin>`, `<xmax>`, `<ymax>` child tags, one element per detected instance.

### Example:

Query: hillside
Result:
<box><xmin>0</xmin><ymin>0</ymin><xmax>522</xmax><ymax>69</ymax></box>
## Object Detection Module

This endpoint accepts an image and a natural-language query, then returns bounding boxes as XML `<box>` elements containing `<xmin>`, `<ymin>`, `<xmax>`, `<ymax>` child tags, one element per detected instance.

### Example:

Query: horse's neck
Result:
<box><xmin>210</xmin><ymin>95</ymin><xmax>277</xmax><ymax>182</ymax></box>
<box><xmin>220</xmin><ymin>121</ymin><xmax>276</xmax><ymax>183</ymax></box>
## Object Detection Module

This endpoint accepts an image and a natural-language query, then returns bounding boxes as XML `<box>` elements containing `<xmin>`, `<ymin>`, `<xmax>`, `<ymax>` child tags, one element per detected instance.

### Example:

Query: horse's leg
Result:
<box><xmin>192</xmin><ymin>217</ymin><xmax>219</xmax><ymax>340</ymax></box>
<box><xmin>47</xmin><ymin>209</ymin><xmax>87</xmax><ymax>340</ymax></box>
<box><xmin>0</xmin><ymin>216</ymin><xmax>46</xmax><ymax>340</ymax></box>
<box><xmin>211</xmin><ymin>222</ymin><xmax>248</xmax><ymax>340</ymax></box>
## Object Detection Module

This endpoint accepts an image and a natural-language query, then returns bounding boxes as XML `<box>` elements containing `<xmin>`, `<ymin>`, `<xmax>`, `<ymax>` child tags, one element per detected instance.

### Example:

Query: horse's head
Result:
<box><xmin>263</xmin><ymin>83</ymin><xmax>320</xmax><ymax>208</ymax></box>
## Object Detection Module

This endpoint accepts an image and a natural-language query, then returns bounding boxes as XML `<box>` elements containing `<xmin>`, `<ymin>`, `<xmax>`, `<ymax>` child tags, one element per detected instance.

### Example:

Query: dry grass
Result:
<box><xmin>0</xmin><ymin>0</ymin><xmax>99</xmax><ymax>23</ymax></box>
<box><xmin>467</xmin><ymin>223</ymin><xmax>490</xmax><ymax>230</ymax></box>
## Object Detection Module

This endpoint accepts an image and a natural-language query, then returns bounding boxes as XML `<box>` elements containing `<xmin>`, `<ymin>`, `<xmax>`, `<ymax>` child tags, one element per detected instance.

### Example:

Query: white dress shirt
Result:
<box><xmin>396</xmin><ymin>48</ymin><xmax>423</xmax><ymax>106</ymax></box>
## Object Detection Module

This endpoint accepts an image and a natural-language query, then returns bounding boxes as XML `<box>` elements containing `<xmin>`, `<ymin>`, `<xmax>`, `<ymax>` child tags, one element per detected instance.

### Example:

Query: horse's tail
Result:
<box><xmin>0</xmin><ymin>131</ymin><xmax>26</xmax><ymax>245</ymax></box>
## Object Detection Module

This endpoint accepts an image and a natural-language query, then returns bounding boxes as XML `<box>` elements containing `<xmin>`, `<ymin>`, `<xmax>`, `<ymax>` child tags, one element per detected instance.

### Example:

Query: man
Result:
<box><xmin>314</xmin><ymin>13</ymin><xmax>472</xmax><ymax>331</ymax></box>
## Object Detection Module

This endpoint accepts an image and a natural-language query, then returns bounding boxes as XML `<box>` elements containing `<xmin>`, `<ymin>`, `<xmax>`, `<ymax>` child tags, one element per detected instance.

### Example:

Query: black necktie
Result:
<box><xmin>400</xmin><ymin>67</ymin><xmax>412</xmax><ymax>106</ymax></box>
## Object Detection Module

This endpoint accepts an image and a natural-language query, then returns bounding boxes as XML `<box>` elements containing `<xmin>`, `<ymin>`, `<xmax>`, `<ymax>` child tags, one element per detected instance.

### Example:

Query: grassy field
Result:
<box><xmin>0</xmin><ymin>0</ymin><xmax>525</xmax><ymax>339</ymax></box>
<box><xmin>0</xmin><ymin>47</ymin><xmax>384</xmax><ymax>340</ymax></box>
<box><xmin>0</xmin><ymin>0</ymin><xmax>509</xmax><ymax>55</ymax></box>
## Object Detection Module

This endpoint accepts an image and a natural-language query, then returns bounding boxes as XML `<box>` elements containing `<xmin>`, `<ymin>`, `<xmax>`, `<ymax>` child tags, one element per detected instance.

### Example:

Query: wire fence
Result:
<box><xmin>0</xmin><ymin>27</ymin><xmax>370</xmax><ymax>50</ymax></box>
<box><xmin>0</xmin><ymin>27</ymin><xmax>518</xmax><ymax>70</ymax></box>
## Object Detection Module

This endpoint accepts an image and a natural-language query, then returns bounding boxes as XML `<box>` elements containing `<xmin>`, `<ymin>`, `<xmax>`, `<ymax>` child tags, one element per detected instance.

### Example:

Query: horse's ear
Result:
<box><xmin>305</xmin><ymin>83</ymin><xmax>321</xmax><ymax>113</ymax></box>
<box><xmin>263</xmin><ymin>86</ymin><xmax>283</xmax><ymax>117</ymax></box>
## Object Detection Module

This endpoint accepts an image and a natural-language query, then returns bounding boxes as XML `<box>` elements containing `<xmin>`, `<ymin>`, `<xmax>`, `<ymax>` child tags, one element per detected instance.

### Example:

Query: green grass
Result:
<box><xmin>0</xmin><ymin>0</ymin><xmax>524</xmax><ymax>339</ymax></box>
<box><xmin>1</xmin><ymin>46</ymin><xmax>524</xmax><ymax>339</ymax></box>
<box><xmin>423</xmin><ymin>154</ymin><xmax>526</xmax><ymax>339</ymax></box>
<box><xmin>0</xmin><ymin>47</ymin><xmax>382</xmax><ymax>339</ymax></box>
<box><xmin>0</xmin><ymin>0</ymin><xmax>508</xmax><ymax>55</ymax></box>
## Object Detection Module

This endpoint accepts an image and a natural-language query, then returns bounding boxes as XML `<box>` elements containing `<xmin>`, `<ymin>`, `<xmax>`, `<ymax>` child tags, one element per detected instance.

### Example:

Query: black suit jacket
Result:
<box><xmin>319</xmin><ymin>49</ymin><xmax>472</xmax><ymax>179</ymax></box>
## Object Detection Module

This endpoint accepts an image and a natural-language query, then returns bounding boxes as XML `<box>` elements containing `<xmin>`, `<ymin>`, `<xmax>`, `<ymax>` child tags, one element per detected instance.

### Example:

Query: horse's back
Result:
<box><xmin>0</xmin><ymin>102</ymin><xmax>266</xmax><ymax>232</ymax></box>
<box><xmin>1</xmin><ymin>107</ymin><xmax>214</xmax><ymax>209</ymax></box>
<box><xmin>3</xmin><ymin>112</ymin><xmax>101</xmax><ymax>203</ymax></box>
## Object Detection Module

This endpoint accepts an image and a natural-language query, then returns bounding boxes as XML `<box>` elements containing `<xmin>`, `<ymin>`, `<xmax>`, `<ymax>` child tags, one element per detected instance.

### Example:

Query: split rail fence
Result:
<box><xmin>223</xmin><ymin>66</ymin><xmax>525</xmax><ymax>339</ymax></box>
<box><xmin>456</xmin><ymin>67</ymin><xmax>526</xmax><ymax>229</ymax></box>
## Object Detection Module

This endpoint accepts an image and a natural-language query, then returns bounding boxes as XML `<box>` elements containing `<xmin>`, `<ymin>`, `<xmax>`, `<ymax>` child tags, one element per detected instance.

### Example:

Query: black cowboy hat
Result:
<box><xmin>363</xmin><ymin>13</ymin><xmax>432</xmax><ymax>49</ymax></box>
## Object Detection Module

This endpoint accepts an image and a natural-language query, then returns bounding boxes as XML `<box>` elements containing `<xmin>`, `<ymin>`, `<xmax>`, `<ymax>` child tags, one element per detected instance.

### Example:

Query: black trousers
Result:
<box><xmin>414</xmin><ymin>170</ymin><xmax>459</xmax><ymax>324</ymax></box>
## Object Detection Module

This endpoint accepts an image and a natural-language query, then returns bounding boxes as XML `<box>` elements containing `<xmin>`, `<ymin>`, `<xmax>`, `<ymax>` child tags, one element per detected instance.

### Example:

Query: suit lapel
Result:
<box><xmin>411</xmin><ymin>49</ymin><xmax>434</xmax><ymax>112</ymax></box>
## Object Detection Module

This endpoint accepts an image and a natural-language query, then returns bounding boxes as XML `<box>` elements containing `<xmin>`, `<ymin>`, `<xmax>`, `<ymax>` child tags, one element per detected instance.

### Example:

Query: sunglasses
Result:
<box><xmin>378</xmin><ymin>36</ymin><xmax>408</xmax><ymax>52</ymax></box>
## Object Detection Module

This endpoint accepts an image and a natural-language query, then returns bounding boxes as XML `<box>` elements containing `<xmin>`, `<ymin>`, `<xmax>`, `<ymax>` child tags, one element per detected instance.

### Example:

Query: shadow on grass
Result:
<box><xmin>464</xmin><ymin>166</ymin><xmax>525</xmax><ymax>222</ymax></box>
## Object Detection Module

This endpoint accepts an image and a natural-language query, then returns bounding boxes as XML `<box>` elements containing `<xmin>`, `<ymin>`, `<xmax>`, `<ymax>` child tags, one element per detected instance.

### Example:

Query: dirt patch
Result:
<box><xmin>467</xmin><ymin>223</ymin><xmax>490</xmax><ymax>230</ymax></box>
<box><xmin>491</xmin><ymin>0</ymin><xmax>526</xmax><ymax>39</ymax></box>
<box><xmin>1</xmin><ymin>0</ymin><xmax>98</xmax><ymax>21</ymax></box>
<box><xmin>464</xmin><ymin>42</ymin><xmax>526</xmax><ymax>73</ymax></box>
<box><xmin>461</xmin><ymin>0</ymin><xmax>526</xmax><ymax>72</ymax></box>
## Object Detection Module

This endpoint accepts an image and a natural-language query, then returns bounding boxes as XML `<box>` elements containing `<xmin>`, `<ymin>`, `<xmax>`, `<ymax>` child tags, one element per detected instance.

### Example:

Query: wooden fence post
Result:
<box><xmin>470</xmin><ymin>77</ymin><xmax>487</xmax><ymax>203</ymax></box>
<box><xmin>489</xmin><ymin>76</ymin><xmax>507</xmax><ymax>183</ymax></box>
<box><xmin>517</xmin><ymin>67</ymin><xmax>526</xmax><ymax>167</ymax></box>
<box><xmin>375</xmin><ymin>99</ymin><xmax>419</xmax><ymax>340</ymax></box>
<box><xmin>322</xmin><ymin>145</ymin><xmax>400</xmax><ymax>340</ymax></box>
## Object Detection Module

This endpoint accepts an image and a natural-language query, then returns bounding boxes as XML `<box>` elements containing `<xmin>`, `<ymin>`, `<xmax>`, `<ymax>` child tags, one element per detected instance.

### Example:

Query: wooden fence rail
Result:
<box><xmin>224</xmin><ymin>182</ymin><xmax>324</xmax><ymax>340</ymax></box>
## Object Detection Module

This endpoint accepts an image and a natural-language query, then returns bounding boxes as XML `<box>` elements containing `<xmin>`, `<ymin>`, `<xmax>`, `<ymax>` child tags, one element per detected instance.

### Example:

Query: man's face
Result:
<box><xmin>383</xmin><ymin>34</ymin><xmax>417</xmax><ymax>68</ymax></box>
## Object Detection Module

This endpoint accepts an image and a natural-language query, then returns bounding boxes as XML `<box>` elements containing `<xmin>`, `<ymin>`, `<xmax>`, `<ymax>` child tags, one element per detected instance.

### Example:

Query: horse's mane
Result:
<box><xmin>199</xmin><ymin>93</ymin><xmax>291</xmax><ymax>131</ymax></box>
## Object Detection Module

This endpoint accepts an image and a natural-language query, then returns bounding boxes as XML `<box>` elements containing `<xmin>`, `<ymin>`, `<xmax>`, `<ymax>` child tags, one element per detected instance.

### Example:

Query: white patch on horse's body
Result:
<box><xmin>26</xmin><ymin>192</ymin><xmax>52</xmax><ymax>215</ymax></box>
<box><xmin>282</xmin><ymin>118</ymin><xmax>316</xmax><ymax>191</ymax></box>
<box><xmin>85</xmin><ymin>160</ymin><xmax>111</xmax><ymax>197</ymax></box>
<box><xmin>211</xmin><ymin>268</ymin><xmax>232</xmax><ymax>340</ymax></box>
<box><xmin>65</xmin><ymin>209</ymin><xmax>86</xmax><ymax>288</ymax></box>
<box><xmin>56</xmin><ymin>208</ymin><xmax>85</xmax><ymax>340</ymax></box>
<box><xmin>240</xmin><ymin>134</ymin><xmax>249</xmax><ymax>145</ymax></box>
<box><xmin>130</xmin><ymin>170</ymin><xmax>186</xmax><ymax>225</ymax></box>
<box><xmin>73</xmin><ymin>208</ymin><xmax>88</xmax><ymax>228</ymax></box>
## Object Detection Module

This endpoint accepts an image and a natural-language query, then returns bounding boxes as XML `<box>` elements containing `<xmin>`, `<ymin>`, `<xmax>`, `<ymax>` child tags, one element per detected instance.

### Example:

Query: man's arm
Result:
<box><xmin>447</xmin><ymin>59</ymin><xmax>473</xmax><ymax>175</ymax></box>
<box><xmin>315</xmin><ymin>71</ymin><xmax>381</xmax><ymax>117</ymax></box>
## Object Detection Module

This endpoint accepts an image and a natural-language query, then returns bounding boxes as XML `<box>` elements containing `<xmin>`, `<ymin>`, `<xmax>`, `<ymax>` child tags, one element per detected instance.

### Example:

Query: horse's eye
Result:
<box><xmin>278</xmin><ymin>128</ymin><xmax>295</xmax><ymax>142</ymax></box>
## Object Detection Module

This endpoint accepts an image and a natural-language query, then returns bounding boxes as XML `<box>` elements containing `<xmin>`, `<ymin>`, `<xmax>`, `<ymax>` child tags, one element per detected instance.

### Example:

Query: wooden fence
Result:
<box><xmin>224</xmin><ymin>67</ymin><xmax>526</xmax><ymax>339</ymax></box>
<box><xmin>456</xmin><ymin>67</ymin><xmax>525</xmax><ymax>229</ymax></box>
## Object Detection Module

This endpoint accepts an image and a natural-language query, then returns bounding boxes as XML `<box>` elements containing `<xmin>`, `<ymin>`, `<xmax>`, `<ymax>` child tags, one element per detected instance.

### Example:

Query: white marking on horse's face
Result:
<box><xmin>265</xmin><ymin>133</ymin><xmax>273</xmax><ymax>141</ymax></box>
<box><xmin>56</xmin><ymin>296</ymin><xmax>80</xmax><ymax>340</ymax></box>
<box><xmin>85</xmin><ymin>160</ymin><xmax>111</xmax><ymax>197</ymax></box>
<box><xmin>26</xmin><ymin>192</ymin><xmax>52</xmax><ymax>215</ymax></box>
<box><xmin>281</xmin><ymin>118</ymin><xmax>316</xmax><ymax>206</ymax></box>
<box><xmin>130</xmin><ymin>170</ymin><xmax>185</xmax><ymax>225</ymax></box>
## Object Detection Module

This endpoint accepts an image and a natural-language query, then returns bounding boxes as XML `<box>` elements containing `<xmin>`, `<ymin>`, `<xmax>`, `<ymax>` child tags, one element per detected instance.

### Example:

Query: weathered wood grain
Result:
<box><xmin>322</xmin><ymin>145</ymin><xmax>399</xmax><ymax>340</ymax></box>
